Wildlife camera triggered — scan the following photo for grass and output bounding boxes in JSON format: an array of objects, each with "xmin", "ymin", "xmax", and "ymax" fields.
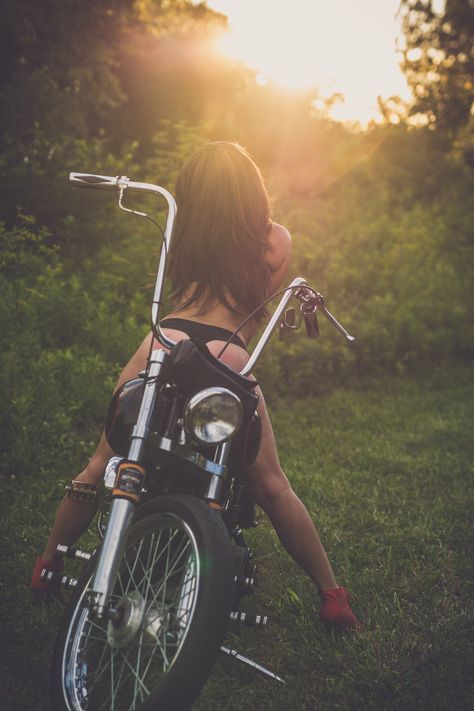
[{"xmin": 1, "ymin": 365, "xmax": 473, "ymax": 710}]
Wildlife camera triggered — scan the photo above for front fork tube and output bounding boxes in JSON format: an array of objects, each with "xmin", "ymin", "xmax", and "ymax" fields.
[
  {"xmin": 205, "ymin": 440, "xmax": 231, "ymax": 506},
  {"xmin": 89, "ymin": 348, "xmax": 168, "ymax": 617}
]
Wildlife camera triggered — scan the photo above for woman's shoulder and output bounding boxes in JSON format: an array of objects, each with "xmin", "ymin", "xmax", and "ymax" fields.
[
  {"xmin": 269, "ymin": 221, "xmax": 292, "ymax": 246},
  {"xmin": 265, "ymin": 221, "xmax": 292, "ymax": 277}
]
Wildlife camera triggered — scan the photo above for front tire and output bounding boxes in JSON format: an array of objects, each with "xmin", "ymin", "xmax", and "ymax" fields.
[{"xmin": 51, "ymin": 495, "xmax": 234, "ymax": 711}]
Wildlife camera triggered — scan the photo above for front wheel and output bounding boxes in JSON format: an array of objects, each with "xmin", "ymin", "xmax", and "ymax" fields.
[{"xmin": 51, "ymin": 495, "xmax": 235, "ymax": 711}]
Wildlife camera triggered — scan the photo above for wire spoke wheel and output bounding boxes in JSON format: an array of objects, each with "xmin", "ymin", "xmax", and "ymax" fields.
[{"xmin": 52, "ymin": 496, "xmax": 234, "ymax": 711}]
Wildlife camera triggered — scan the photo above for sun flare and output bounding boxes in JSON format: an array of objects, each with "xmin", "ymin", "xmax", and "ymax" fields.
[
  {"xmin": 209, "ymin": 0, "xmax": 410, "ymax": 124},
  {"xmin": 215, "ymin": 29, "xmax": 320, "ymax": 92}
]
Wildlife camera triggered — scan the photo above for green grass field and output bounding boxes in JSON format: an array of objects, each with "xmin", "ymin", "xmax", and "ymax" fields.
[{"xmin": 1, "ymin": 366, "xmax": 473, "ymax": 710}]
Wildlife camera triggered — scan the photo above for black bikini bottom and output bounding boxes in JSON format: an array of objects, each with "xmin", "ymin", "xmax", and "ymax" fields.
[{"xmin": 160, "ymin": 317, "xmax": 247, "ymax": 351}]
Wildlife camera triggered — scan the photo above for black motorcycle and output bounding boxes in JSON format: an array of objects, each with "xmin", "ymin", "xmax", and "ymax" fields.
[{"xmin": 48, "ymin": 173, "xmax": 354, "ymax": 711}]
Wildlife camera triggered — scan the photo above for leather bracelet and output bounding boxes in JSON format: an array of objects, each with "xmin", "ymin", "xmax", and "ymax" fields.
[{"xmin": 65, "ymin": 480, "xmax": 99, "ymax": 503}]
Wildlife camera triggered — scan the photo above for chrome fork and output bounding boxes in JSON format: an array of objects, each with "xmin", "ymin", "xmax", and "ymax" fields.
[
  {"xmin": 88, "ymin": 348, "xmax": 168, "ymax": 617},
  {"xmin": 69, "ymin": 173, "xmax": 178, "ymax": 618}
]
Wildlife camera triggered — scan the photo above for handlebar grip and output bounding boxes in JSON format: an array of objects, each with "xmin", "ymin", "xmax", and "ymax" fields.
[{"xmin": 69, "ymin": 172, "xmax": 126, "ymax": 190}]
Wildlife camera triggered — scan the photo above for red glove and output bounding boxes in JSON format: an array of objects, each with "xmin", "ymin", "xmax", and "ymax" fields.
[{"xmin": 320, "ymin": 587, "xmax": 361, "ymax": 630}]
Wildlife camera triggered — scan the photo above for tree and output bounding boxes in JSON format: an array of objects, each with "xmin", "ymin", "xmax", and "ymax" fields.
[
  {"xmin": 399, "ymin": 0, "xmax": 474, "ymax": 133},
  {"xmin": 0, "ymin": 0, "xmax": 226, "ymax": 230}
]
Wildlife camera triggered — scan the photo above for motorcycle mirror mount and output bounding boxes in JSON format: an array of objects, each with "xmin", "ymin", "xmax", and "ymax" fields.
[{"xmin": 279, "ymin": 306, "xmax": 302, "ymax": 341}]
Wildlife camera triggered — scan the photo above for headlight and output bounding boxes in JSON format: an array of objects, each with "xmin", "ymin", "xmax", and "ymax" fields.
[{"xmin": 184, "ymin": 387, "xmax": 243, "ymax": 445}]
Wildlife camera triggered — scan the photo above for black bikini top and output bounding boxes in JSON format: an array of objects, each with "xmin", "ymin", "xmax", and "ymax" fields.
[{"xmin": 160, "ymin": 317, "xmax": 247, "ymax": 351}]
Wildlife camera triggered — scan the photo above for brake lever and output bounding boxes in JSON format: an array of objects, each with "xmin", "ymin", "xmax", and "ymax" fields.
[
  {"xmin": 319, "ymin": 303, "xmax": 355, "ymax": 342},
  {"xmin": 295, "ymin": 287, "xmax": 355, "ymax": 342}
]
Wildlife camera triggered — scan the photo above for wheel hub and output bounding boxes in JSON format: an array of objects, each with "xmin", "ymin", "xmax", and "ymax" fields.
[{"xmin": 107, "ymin": 591, "xmax": 146, "ymax": 648}]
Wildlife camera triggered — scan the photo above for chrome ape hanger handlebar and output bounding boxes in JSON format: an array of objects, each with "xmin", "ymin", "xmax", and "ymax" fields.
[
  {"xmin": 70, "ymin": 172, "xmax": 177, "ymax": 349},
  {"xmin": 70, "ymin": 173, "xmax": 355, "ymax": 376}
]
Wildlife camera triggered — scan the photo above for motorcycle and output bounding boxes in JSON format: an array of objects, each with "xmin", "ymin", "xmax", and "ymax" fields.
[{"xmin": 47, "ymin": 172, "xmax": 355, "ymax": 711}]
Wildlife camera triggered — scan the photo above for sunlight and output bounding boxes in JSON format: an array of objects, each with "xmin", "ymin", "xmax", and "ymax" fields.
[
  {"xmin": 255, "ymin": 73, "xmax": 268, "ymax": 88},
  {"xmin": 216, "ymin": 28, "xmax": 319, "ymax": 91},
  {"xmin": 209, "ymin": 0, "xmax": 411, "ymax": 123}
]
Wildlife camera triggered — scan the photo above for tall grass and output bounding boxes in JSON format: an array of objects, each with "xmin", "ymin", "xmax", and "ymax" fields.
[{"xmin": 1, "ymin": 366, "xmax": 472, "ymax": 710}]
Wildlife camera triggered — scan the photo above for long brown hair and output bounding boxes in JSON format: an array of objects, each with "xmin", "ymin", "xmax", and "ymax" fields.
[{"xmin": 168, "ymin": 141, "xmax": 272, "ymax": 321}]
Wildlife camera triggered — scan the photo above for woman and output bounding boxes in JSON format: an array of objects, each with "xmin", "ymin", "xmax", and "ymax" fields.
[{"xmin": 31, "ymin": 141, "xmax": 359, "ymax": 630}]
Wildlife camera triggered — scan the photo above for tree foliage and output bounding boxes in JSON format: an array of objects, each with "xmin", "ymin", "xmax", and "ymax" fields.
[
  {"xmin": 399, "ymin": 0, "xmax": 474, "ymax": 135},
  {"xmin": 0, "ymin": 0, "xmax": 225, "ymax": 230}
]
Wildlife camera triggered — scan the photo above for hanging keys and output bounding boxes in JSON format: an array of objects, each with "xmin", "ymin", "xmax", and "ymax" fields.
[
  {"xmin": 303, "ymin": 310, "xmax": 319, "ymax": 338},
  {"xmin": 302, "ymin": 301, "xmax": 320, "ymax": 338}
]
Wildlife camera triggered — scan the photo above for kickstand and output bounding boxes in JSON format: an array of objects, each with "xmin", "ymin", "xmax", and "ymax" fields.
[{"xmin": 220, "ymin": 646, "xmax": 286, "ymax": 684}]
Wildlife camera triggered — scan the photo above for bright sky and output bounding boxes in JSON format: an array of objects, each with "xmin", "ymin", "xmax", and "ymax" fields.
[{"xmin": 207, "ymin": 0, "xmax": 413, "ymax": 124}]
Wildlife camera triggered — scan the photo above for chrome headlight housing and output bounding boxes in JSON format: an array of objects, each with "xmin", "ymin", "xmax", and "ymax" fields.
[{"xmin": 184, "ymin": 387, "xmax": 243, "ymax": 445}]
